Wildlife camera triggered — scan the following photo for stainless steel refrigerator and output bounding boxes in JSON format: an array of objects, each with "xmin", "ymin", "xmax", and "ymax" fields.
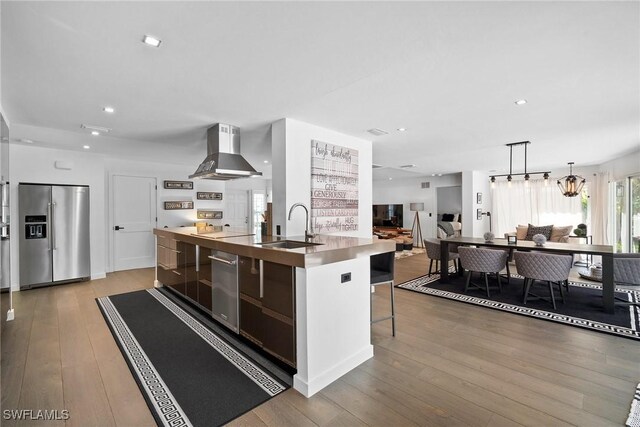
[{"xmin": 19, "ymin": 183, "xmax": 91, "ymax": 289}]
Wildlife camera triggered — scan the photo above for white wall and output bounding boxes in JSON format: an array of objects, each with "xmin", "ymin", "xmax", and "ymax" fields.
[
  {"xmin": 436, "ymin": 185, "xmax": 462, "ymax": 216},
  {"xmin": 599, "ymin": 149, "xmax": 640, "ymax": 181},
  {"xmin": 373, "ymin": 174, "xmax": 462, "ymax": 239},
  {"xmin": 462, "ymin": 171, "xmax": 492, "ymax": 237},
  {"xmin": 272, "ymin": 118, "xmax": 372, "ymax": 239}
]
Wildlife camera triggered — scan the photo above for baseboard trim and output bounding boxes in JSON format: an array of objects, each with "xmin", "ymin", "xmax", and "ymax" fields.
[{"xmin": 91, "ymin": 273, "xmax": 107, "ymax": 280}]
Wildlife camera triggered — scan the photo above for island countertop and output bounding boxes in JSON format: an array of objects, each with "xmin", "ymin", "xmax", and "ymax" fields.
[{"xmin": 154, "ymin": 227, "xmax": 395, "ymax": 268}]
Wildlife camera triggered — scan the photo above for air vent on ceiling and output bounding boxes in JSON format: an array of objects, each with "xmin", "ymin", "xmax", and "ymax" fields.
[
  {"xmin": 367, "ymin": 128, "xmax": 389, "ymax": 136},
  {"xmin": 372, "ymin": 164, "xmax": 383, "ymax": 169},
  {"xmin": 421, "ymin": 182, "xmax": 430, "ymax": 189},
  {"xmin": 81, "ymin": 124, "xmax": 111, "ymax": 133},
  {"xmin": 400, "ymin": 164, "xmax": 416, "ymax": 169}
]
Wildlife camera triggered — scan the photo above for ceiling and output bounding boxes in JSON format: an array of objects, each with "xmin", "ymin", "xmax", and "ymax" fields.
[{"xmin": 2, "ymin": 1, "xmax": 639, "ymax": 178}]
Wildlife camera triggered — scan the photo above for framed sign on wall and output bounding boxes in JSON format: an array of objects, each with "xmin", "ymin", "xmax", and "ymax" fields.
[
  {"xmin": 197, "ymin": 210, "xmax": 223, "ymax": 219},
  {"xmin": 164, "ymin": 201, "xmax": 194, "ymax": 210},
  {"xmin": 197, "ymin": 192, "xmax": 223, "ymax": 200},
  {"xmin": 164, "ymin": 180, "xmax": 193, "ymax": 190},
  {"xmin": 310, "ymin": 140, "xmax": 359, "ymax": 233}
]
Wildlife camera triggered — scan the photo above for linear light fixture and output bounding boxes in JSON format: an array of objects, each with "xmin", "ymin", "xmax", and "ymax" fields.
[
  {"xmin": 81, "ymin": 124, "xmax": 111, "ymax": 133},
  {"xmin": 490, "ymin": 141, "xmax": 550, "ymax": 188}
]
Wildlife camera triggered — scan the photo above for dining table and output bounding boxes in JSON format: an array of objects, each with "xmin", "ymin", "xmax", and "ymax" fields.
[{"xmin": 439, "ymin": 236, "xmax": 616, "ymax": 313}]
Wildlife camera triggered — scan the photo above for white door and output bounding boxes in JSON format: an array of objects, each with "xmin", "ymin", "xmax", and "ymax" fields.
[
  {"xmin": 225, "ymin": 190, "xmax": 249, "ymax": 231},
  {"xmin": 112, "ymin": 175, "xmax": 157, "ymax": 271}
]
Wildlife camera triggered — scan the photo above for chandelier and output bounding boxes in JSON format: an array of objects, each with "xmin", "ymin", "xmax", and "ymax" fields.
[
  {"xmin": 490, "ymin": 141, "xmax": 551, "ymax": 188},
  {"xmin": 557, "ymin": 162, "xmax": 585, "ymax": 197}
]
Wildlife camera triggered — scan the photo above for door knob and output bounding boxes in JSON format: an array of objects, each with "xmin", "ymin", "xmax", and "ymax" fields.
[{"xmin": 114, "ymin": 225, "xmax": 125, "ymax": 231}]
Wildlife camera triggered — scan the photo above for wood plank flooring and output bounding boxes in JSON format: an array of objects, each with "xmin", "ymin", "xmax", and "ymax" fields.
[{"xmin": 1, "ymin": 255, "xmax": 638, "ymax": 426}]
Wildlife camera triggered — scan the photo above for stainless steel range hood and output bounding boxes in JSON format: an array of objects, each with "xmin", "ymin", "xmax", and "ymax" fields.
[{"xmin": 189, "ymin": 124, "xmax": 262, "ymax": 180}]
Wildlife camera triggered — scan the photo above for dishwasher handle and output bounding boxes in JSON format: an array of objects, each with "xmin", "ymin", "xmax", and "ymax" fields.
[{"xmin": 208, "ymin": 255, "xmax": 237, "ymax": 266}]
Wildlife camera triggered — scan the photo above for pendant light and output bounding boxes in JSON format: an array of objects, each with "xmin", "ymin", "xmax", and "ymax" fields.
[{"xmin": 557, "ymin": 162, "xmax": 586, "ymax": 197}]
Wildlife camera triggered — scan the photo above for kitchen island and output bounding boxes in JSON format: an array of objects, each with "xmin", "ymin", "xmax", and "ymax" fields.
[{"xmin": 154, "ymin": 227, "xmax": 395, "ymax": 397}]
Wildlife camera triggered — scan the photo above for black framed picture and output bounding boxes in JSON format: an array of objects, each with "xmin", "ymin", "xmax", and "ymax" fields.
[
  {"xmin": 507, "ymin": 235, "xmax": 518, "ymax": 244},
  {"xmin": 477, "ymin": 192, "xmax": 482, "ymax": 204},
  {"xmin": 197, "ymin": 192, "xmax": 223, "ymax": 200},
  {"xmin": 164, "ymin": 180, "xmax": 193, "ymax": 190},
  {"xmin": 476, "ymin": 208, "xmax": 483, "ymax": 220},
  {"xmin": 164, "ymin": 201, "xmax": 194, "ymax": 210}
]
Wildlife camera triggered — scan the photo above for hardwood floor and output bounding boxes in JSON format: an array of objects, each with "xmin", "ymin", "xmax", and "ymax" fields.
[{"xmin": 1, "ymin": 256, "xmax": 638, "ymax": 426}]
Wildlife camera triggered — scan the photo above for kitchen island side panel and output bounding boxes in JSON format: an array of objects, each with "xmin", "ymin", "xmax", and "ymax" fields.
[{"xmin": 293, "ymin": 256, "xmax": 373, "ymax": 397}]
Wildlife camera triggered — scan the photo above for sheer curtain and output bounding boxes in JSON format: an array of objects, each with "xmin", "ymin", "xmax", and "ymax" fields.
[
  {"xmin": 590, "ymin": 172, "xmax": 610, "ymax": 245},
  {"xmin": 491, "ymin": 178, "xmax": 584, "ymax": 236}
]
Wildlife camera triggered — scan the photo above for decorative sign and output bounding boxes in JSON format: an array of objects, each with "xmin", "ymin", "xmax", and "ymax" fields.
[
  {"xmin": 197, "ymin": 192, "xmax": 223, "ymax": 200},
  {"xmin": 310, "ymin": 140, "xmax": 359, "ymax": 233},
  {"xmin": 164, "ymin": 180, "xmax": 193, "ymax": 190},
  {"xmin": 197, "ymin": 210, "xmax": 223, "ymax": 220},
  {"xmin": 164, "ymin": 201, "xmax": 193, "ymax": 210}
]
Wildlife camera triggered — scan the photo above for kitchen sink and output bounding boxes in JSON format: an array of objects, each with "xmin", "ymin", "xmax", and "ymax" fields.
[{"xmin": 258, "ymin": 240, "xmax": 323, "ymax": 249}]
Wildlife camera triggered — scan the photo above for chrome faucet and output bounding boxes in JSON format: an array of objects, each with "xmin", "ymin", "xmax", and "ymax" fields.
[{"xmin": 288, "ymin": 203, "xmax": 316, "ymax": 240}]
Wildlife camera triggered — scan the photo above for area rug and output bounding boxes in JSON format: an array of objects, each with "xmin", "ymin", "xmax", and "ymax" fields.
[
  {"xmin": 97, "ymin": 288, "xmax": 290, "ymax": 427},
  {"xmin": 395, "ymin": 247, "xmax": 426, "ymax": 260},
  {"xmin": 397, "ymin": 273, "xmax": 640, "ymax": 341},
  {"xmin": 628, "ymin": 383, "xmax": 640, "ymax": 427}
]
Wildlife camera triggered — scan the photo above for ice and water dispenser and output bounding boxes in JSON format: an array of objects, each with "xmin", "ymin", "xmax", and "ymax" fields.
[{"xmin": 24, "ymin": 215, "xmax": 47, "ymax": 239}]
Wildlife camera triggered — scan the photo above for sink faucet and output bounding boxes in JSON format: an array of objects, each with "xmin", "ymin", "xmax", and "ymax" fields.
[{"xmin": 288, "ymin": 203, "xmax": 316, "ymax": 240}]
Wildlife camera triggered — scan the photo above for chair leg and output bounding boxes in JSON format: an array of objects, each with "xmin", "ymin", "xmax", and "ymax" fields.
[
  {"xmin": 464, "ymin": 270, "xmax": 471, "ymax": 292},
  {"xmin": 484, "ymin": 273, "xmax": 490, "ymax": 298},
  {"xmin": 557, "ymin": 280, "xmax": 565, "ymax": 303},
  {"xmin": 523, "ymin": 278, "xmax": 533, "ymax": 304},
  {"xmin": 506, "ymin": 263, "xmax": 511, "ymax": 285},
  {"xmin": 428, "ymin": 259, "xmax": 433, "ymax": 276},
  {"xmin": 436, "ymin": 260, "xmax": 440, "ymax": 274},
  {"xmin": 548, "ymin": 280, "xmax": 557, "ymax": 310},
  {"xmin": 564, "ymin": 279, "xmax": 570, "ymax": 292},
  {"xmin": 496, "ymin": 272, "xmax": 502, "ymax": 293},
  {"xmin": 390, "ymin": 281, "xmax": 396, "ymax": 337}
]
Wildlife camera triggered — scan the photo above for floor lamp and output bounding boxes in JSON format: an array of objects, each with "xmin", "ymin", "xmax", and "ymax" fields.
[{"xmin": 410, "ymin": 203, "xmax": 424, "ymax": 248}]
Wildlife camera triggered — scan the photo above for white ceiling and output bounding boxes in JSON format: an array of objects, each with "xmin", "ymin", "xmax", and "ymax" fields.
[{"xmin": 2, "ymin": 1, "xmax": 639, "ymax": 178}]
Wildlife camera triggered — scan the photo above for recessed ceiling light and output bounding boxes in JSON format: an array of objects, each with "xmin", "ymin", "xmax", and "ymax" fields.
[
  {"xmin": 438, "ymin": 174, "xmax": 443, "ymax": 176},
  {"xmin": 263, "ymin": 160, "xmax": 269, "ymax": 164},
  {"xmin": 21, "ymin": 138, "xmax": 34, "ymax": 144},
  {"xmin": 103, "ymin": 106, "xmax": 115, "ymax": 113},
  {"xmin": 388, "ymin": 177, "xmax": 393, "ymax": 180},
  {"xmin": 431, "ymin": 174, "xmax": 436, "ymax": 177},
  {"xmin": 515, "ymin": 99, "xmax": 527, "ymax": 105},
  {"xmin": 397, "ymin": 128, "xmax": 407, "ymax": 132},
  {"xmin": 83, "ymin": 145, "xmax": 90, "ymax": 149},
  {"xmin": 143, "ymin": 35, "xmax": 162, "ymax": 47},
  {"xmin": 91, "ymin": 131, "xmax": 100, "ymax": 136}
]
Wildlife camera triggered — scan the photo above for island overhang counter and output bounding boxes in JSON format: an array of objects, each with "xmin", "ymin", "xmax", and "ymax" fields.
[{"xmin": 153, "ymin": 227, "xmax": 395, "ymax": 397}]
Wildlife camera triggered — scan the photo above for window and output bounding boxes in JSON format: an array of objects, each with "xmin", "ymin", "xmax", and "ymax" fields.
[
  {"xmin": 612, "ymin": 175, "xmax": 640, "ymax": 253},
  {"xmin": 252, "ymin": 191, "xmax": 266, "ymax": 235}
]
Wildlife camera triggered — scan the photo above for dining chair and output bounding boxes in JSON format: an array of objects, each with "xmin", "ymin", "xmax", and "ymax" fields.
[
  {"xmin": 458, "ymin": 247, "xmax": 508, "ymax": 298},
  {"xmin": 514, "ymin": 251, "xmax": 572, "ymax": 310},
  {"xmin": 424, "ymin": 239, "xmax": 459, "ymax": 276}
]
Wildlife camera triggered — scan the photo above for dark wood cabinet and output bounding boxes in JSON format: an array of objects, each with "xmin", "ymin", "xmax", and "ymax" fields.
[
  {"xmin": 184, "ymin": 243, "xmax": 198, "ymax": 301},
  {"xmin": 238, "ymin": 257, "xmax": 296, "ymax": 367},
  {"xmin": 157, "ymin": 241, "xmax": 185, "ymax": 294},
  {"xmin": 197, "ymin": 248, "xmax": 213, "ymax": 312}
]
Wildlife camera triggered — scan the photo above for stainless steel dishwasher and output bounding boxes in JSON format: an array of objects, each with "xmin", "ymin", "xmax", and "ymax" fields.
[{"xmin": 209, "ymin": 249, "xmax": 239, "ymax": 332}]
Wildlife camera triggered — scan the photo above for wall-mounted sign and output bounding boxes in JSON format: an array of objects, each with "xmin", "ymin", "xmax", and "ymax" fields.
[
  {"xmin": 164, "ymin": 201, "xmax": 194, "ymax": 210},
  {"xmin": 197, "ymin": 192, "xmax": 223, "ymax": 200},
  {"xmin": 164, "ymin": 180, "xmax": 193, "ymax": 190},
  {"xmin": 310, "ymin": 140, "xmax": 359, "ymax": 233},
  {"xmin": 197, "ymin": 210, "xmax": 223, "ymax": 219}
]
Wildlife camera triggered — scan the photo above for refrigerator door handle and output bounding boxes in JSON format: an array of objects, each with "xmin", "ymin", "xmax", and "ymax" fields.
[
  {"xmin": 51, "ymin": 202, "xmax": 57, "ymax": 250},
  {"xmin": 47, "ymin": 202, "xmax": 53, "ymax": 251}
]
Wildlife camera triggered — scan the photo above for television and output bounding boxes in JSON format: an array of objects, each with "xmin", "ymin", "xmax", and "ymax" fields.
[{"xmin": 372, "ymin": 204, "xmax": 403, "ymax": 227}]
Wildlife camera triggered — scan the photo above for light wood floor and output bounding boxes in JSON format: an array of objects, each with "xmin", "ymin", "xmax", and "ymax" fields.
[{"xmin": 1, "ymin": 255, "xmax": 639, "ymax": 426}]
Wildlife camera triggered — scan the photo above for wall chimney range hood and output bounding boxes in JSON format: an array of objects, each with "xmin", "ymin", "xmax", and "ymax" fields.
[{"xmin": 189, "ymin": 124, "xmax": 262, "ymax": 180}]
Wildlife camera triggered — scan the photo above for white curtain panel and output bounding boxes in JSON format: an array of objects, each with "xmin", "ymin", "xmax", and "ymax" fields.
[
  {"xmin": 491, "ymin": 178, "xmax": 584, "ymax": 236},
  {"xmin": 590, "ymin": 172, "xmax": 611, "ymax": 245}
]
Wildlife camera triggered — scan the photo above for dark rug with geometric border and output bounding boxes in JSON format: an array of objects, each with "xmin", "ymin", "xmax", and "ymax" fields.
[
  {"xmin": 97, "ymin": 288, "xmax": 290, "ymax": 427},
  {"xmin": 398, "ymin": 273, "xmax": 640, "ymax": 341}
]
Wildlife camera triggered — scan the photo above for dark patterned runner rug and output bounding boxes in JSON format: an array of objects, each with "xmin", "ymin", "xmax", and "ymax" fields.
[
  {"xmin": 97, "ymin": 288, "xmax": 290, "ymax": 427},
  {"xmin": 628, "ymin": 383, "xmax": 640, "ymax": 426},
  {"xmin": 398, "ymin": 273, "xmax": 640, "ymax": 341}
]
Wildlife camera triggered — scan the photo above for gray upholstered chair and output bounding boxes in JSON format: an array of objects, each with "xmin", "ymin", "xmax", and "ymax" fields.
[
  {"xmin": 613, "ymin": 253, "xmax": 640, "ymax": 307},
  {"xmin": 424, "ymin": 239, "xmax": 459, "ymax": 276},
  {"xmin": 458, "ymin": 247, "xmax": 509, "ymax": 297},
  {"xmin": 514, "ymin": 252, "xmax": 572, "ymax": 310}
]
